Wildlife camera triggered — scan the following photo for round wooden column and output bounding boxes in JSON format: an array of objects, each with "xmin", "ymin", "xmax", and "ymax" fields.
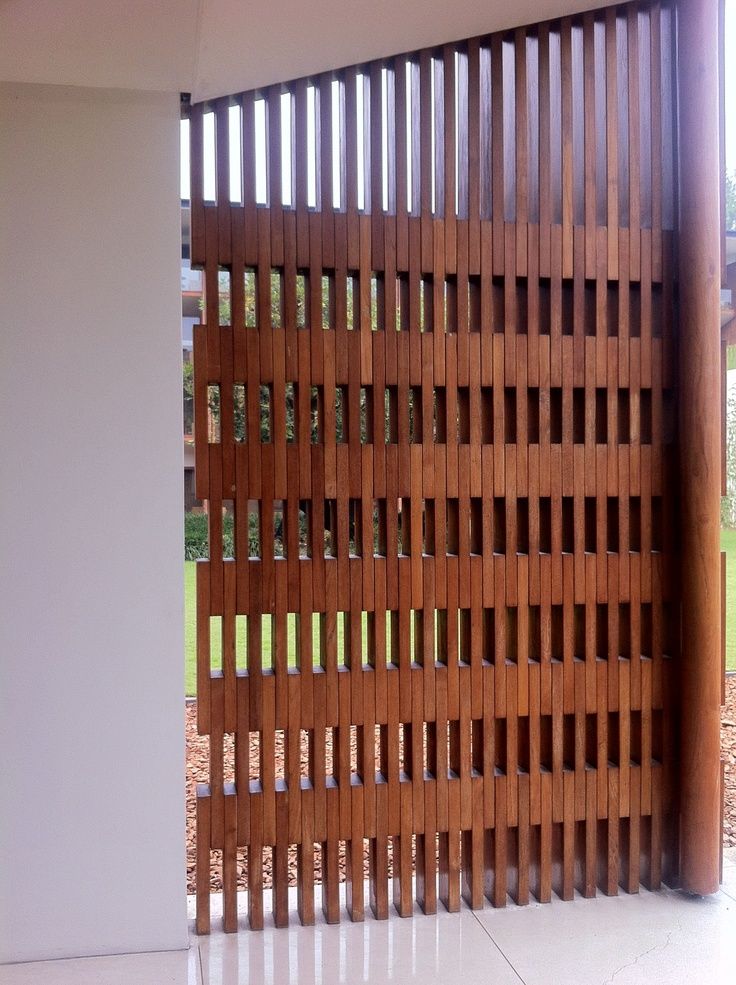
[{"xmin": 677, "ymin": 0, "xmax": 722, "ymax": 895}]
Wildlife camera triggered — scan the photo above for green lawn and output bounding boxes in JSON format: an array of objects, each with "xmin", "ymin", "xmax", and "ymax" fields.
[
  {"xmin": 184, "ymin": 562, "xmax": 197, "ymax": 695},
  {"xmin": 185, "ymin": 539, "xmax": 736, "ymax": 694},
  {"xmin": 723, "ymin": 529, "xmax": 736, "ymax": 672},
  {"xmin": 185, "ymin": 561, "xmax": 375, "ymax": 695},
  {"xmin": 185, "ymin": 561, "xmax": 297, "ymax": 695}
]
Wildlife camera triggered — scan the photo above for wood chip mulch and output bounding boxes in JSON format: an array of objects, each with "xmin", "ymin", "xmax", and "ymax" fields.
[
  {"xmin": 186, "ymin": 676, "xmax": 736, "ymax": 896},
  {"xmin": 722, "ymin": 677, "xmax": 736, "ymax": 848}
]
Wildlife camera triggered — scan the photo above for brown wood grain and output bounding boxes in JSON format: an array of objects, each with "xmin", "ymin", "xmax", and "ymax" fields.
[{"xmin": 189, "ymin": 0, "xmax": 702, "ymax": 932}]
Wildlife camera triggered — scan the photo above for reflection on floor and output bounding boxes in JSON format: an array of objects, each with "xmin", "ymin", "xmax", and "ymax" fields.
[{"xmin": 4, "ymin": 850, "xmax": 736, "ymax": 985}]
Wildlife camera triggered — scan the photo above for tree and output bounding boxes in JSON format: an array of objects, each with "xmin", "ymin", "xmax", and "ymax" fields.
[
  {"xmin": 183, "ymin": 359, "xmax": 194, "ymax": 434},
  {"xmin": 190, "ymin": 273, "xmax": 353, "ymax": 445},
  {"xmin": 726, "ymin": 170, "xmax": 736, "ymax": 232}
]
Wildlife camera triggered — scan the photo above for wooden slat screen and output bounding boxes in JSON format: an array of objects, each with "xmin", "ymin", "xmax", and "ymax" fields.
[{"xmin": 190, "ymin": 0, "xmax": 680, "ymax": 933}]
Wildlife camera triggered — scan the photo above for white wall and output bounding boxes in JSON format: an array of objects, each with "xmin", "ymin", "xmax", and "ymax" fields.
[{"xmin": 0, "ymin": 84, "xmax": 187, "ymax": 963}]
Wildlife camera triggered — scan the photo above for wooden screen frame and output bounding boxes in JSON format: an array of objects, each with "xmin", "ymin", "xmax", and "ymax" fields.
[{"xmin": 188, "ymin": 0, "xmax": 722, "ymax": 933}]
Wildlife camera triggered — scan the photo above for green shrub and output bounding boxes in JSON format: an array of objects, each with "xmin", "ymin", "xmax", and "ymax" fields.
[
  {"xmin": 184, "ymin": 511, "xmax": 264, "ymax": 559},
  {"xmin": 184, "ymin": 511, "xmax": 234, "ymax": 559}
]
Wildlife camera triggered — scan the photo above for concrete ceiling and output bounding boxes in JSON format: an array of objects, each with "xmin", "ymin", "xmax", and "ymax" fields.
[{"xmin": 1, "ymin": 0, "xmax": 616, "ymax": 103}]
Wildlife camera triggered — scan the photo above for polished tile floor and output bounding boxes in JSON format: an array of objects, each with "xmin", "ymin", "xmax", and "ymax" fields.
[{"xmin": 4, "ymin": 853, "xmax": 736, "ymax": 985}]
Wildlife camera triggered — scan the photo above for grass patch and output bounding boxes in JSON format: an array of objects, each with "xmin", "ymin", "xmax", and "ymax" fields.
[
  {"xmin": 185, "ymin": 539, "xmax": 736, "ymax": 694},
  {"xmin": 723, "ymin": 529, "xmax": 736, "ymax": 672},
  {"xmin": 184, "ymin": 561, "xmax": 197, "ymax": 695},
  {"xmin": 185, "ymin": 561, "xmax": 386, "ymax": 695},
  {"xmin": 185, "ymin": 561, "xmax": 310, "ymax": 695}
]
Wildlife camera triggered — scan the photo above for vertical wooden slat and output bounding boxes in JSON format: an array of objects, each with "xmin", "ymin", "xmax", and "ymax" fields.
[
  {"xmin": 189, "ymin": 102, "xmax": 205, "ymax": 267},
  {"xmin": 605, "ymin": 7, "xmax": 619, "ymax": 280},
  {"xmin": 583, "ymin": 13, "xmax": 597, "ymax": 279},
  {"xmin": 515, "ymin": 27, "xmax": 529, "ymax": 275},
  {"xmin": 491, "ymin": 33, "xmax": 505, "ymax": 272},
  {"xmin": 215, "ymin": 98, "xmax": 232, "ymax": 266},
  {"xmin": 627, "ymin": 6, "xmax": 641, "ymax": 280},
  {"xmin": 538, "ymin": 23, "xmax": 552, "ymax": 277},
  {"xmin": 560, "ymin": 17, "xmax": 574, "ymax": 279}
]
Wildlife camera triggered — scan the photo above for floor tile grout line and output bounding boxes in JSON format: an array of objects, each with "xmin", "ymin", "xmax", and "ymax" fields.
[
  {"xmin": 719, "ymin": 885, "xmax": 736, "ymax": 904},
  {"xmin": 193, "ymin": 907, "xmax": 529, "ymax": 985},
  {"xmin": 197, "ymin": 941, "xmax": 205, "ymax": 985},
  {"xmin": 468, "ymin": 910, "xmax": 529, "ymax": 985}
]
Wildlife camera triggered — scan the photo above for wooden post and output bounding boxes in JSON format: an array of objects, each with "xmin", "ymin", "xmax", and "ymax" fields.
[{"xmin": 677, "ymin": 0, "xmax": 722, "ymax": 895}]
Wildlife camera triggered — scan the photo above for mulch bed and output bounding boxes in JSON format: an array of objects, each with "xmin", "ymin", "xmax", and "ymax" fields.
[
  {"xmin": 187, "ymin": 676, "xmax": 736, "ymax": 896},
  {"xmin": 722, "ymin": 677, "xmax": 736, "ymax": 848}
]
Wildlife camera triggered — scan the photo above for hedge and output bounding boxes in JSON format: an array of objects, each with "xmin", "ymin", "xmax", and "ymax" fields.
[{"xmin": 184, "ymin": 512, "xmax": 234, "ymax": 560}]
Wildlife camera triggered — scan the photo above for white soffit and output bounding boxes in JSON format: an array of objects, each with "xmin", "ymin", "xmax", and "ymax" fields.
[
  {"xmin": 1, "ymin": 0, "xmax": 619, "ymax": 101},
  {"xmin": 194, "ymin": 0, "xmax": 617, "ymax": 102},
  {"xmin": 0, "ymin": 1, "xmax": 200, "ymax": 92}
]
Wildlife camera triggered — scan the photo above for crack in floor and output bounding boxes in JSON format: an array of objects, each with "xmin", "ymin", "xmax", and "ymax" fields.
[{"xmin": 601, "ymin": 927, "xmax": 677, "ymax": 985}]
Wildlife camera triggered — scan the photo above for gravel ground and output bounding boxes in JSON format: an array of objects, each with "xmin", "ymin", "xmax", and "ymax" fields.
[
  {"xmin": 722, "ymin": 677, "xmax": 736, "ymax": 848},
  {"xmin": 187, "ymin": 676, "xmax": 736, "ymax": 896}
]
